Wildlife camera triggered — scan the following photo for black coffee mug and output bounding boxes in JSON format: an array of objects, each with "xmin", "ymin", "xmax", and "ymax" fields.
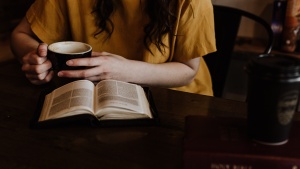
[
  {"xmin": 245, "ymin": 54, "xmax": 300, "ymax": 145},
  {"xmin": 47, "ymin": 41, "xmax": 92, "ymax": 87}
]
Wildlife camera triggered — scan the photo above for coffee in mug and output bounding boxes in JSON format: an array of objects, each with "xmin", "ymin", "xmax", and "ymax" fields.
[
  {"xmin": 48, "ymin": 41, "xmax": 92, "ymax": 71},
  {"xmin": 47, "ymin": 41, "xmax": 92, "ymax": 87}
]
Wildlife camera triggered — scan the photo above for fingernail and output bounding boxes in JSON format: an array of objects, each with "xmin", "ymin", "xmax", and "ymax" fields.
[
  {"xmin": 57, "ymin": 72, "xmax": 63, "ymax": 77},
  {"xmin": 67, "ymin": 60, "xmax": 73, "ymax": 65}
]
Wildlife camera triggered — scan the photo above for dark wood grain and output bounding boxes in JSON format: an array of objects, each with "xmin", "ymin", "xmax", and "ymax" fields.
[{"xmin": 0, "ymin": 60, "xmax": 249, "ymax": 169}]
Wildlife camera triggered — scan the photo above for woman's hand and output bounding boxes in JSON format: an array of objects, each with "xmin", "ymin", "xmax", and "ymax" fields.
[
  {"xmin": 10, "ymin": 17, "xmax": 54, "ymax": 85},
  {"xmin": 57, "ymin": 52, "xmax": 132, "ymax": 82},
  {"xmin": 57, "ymin": 51, "xmax": 200, "ymax": 88},
  {"xmin": 21, "ymin": 43, "xmax": 54, "ymax": 85}
]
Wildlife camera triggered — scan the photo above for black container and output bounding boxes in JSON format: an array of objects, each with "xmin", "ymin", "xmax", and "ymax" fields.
[{"xmin": 245, "ymin": 54, "xmax": 300, "ymax": 145}]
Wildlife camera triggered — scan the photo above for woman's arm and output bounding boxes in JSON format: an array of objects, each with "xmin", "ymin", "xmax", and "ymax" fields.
[
  {"xmin": 121, "ymin": 56, "xmax": 200, "ymax": 88},
  {"xmin": 10, "ymin": 17, "xmax": 53, "ymax": 85},
  {"xmin": 57, "ymin": 52, "xmax": 200, "ymax": 88},
  {"xmin": 11, "ymin": 17, "xmax": 40, "ymax": 62}
]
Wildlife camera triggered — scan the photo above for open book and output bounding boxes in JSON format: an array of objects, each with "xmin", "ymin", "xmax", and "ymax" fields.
[{"xmin": 35, "ymin": 80, "xmax": 156, "ymax": 127}]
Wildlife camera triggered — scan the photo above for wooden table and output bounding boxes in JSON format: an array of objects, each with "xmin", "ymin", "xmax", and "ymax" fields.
[{"xmin": 0, "ymin": 60, "xmax": 248, "ymax": 169}]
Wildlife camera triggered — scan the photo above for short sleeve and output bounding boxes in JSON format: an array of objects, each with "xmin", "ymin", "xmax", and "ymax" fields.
[
  {"xmin": 26, "ymin": 0, "xmax": 71, "ymax": 44},
  {"xmin": 172, "ymin": 0, "xmax": 216, "ymax": 62}
]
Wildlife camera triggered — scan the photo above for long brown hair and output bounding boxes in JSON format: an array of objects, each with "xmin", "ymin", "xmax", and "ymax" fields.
[{"xmin": 92, "ymin": 0, "xmax": 178, "ymax": 54}]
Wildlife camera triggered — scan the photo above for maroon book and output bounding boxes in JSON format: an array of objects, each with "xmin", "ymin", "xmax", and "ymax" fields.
[{"xmin": 183, "ymin": 116, "xmax": 300, "ymax": 169}]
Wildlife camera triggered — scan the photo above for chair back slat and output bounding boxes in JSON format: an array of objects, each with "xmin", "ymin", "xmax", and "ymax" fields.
[{"xmin": 204, "ymin": 5, "xmax": 273, "ymax": 98}]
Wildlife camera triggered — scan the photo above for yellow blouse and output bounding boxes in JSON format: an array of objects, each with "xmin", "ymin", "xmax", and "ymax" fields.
[{"xmin": 26, "ymin": 0, "xmax": 216, "ymax": 95}]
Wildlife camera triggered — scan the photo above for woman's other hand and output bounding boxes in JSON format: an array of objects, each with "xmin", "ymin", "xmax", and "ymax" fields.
[
  {"xmin": 56, "ymin": 51, "xmax": 199, "ymax": 88},
  {"xmin": 21, "ymin": 43, "xmax": 54, "ymax": 85},
  {"xmin": 57, "ymin": 51, "xmax": 131, "ymax": 82},
  {"xmin": 11, "ymin": 18, "xmax": 54, "ymax": 85}
]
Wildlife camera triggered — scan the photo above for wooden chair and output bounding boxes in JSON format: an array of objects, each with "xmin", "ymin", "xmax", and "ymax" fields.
[{"xmin": 204, "ymin": 5, "xmax": 273, "ymax": 98}]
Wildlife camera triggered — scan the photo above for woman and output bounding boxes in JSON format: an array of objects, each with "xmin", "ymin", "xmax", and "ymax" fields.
[{"xmin": 10, "ymin": 0, "xmax": 216, "ymax": 96}]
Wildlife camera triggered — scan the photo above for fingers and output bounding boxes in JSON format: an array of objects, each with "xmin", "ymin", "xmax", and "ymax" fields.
[
  {"xmin": 22, "ymin": 51, "xmax": 47, "ymax": 65},
  {"xmin": 58, "ymin": 70, "xmax": 108, "ymax": 83},
  {"xmin": 37, "ymin": 43, "xmax": 48, "ymax": 57},
  {"xmin": 58, "ymin": 66, "xmax": 102, "ymax": 79},
  {"xmin": 21, "ymin": 43, "xmax": 53, "ymax": 85},
  {"xmin": 67, "ymin": 52, "xmax": 122, "ymax": 67},
  {"xmin": 27, "ymin": 70, "xmax": 54, "ymax": 85},
  {"xmin": 66, "ymin": 52, "xmax": 111, "ymax": 67},
  {"xmin": 58, "ymin": 52, "xmax": 128, "ymax": 81},
  {"xmin": 91, "ymin": 51, "xmax": 112, "ymax": 57},
  {"xmin": 22, "ymin": 43, "xmax": 49, "ymax": 65},
  {"xmin": 25, "ymin": 70, "xmax": 49, "ymax": 81},
  {"xmin": 66, "ymin": 57, "xmax": 102, "ymax": 67},
  {"xmin": 22, "ymin": 59, "xmax": 52, "ymax": 74}
]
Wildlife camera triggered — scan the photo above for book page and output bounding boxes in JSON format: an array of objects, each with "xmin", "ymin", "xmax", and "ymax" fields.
[
  {"xmin": 39, "ymin": 80, "xmax": 95, "ymax": 121},
  {"xmin": 94, "ymin": 80, "xmax": 152, "ymax": 120}
]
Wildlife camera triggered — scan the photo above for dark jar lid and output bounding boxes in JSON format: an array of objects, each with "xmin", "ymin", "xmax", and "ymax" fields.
[{"xmin": 245, "ymin": 54, "xmax": 300, "ymax": 82}]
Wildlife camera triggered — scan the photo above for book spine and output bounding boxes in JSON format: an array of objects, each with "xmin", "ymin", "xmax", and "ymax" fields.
[{"xmin": 183, "ymin": 151, "xmax": 300, "ymax": 169}]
